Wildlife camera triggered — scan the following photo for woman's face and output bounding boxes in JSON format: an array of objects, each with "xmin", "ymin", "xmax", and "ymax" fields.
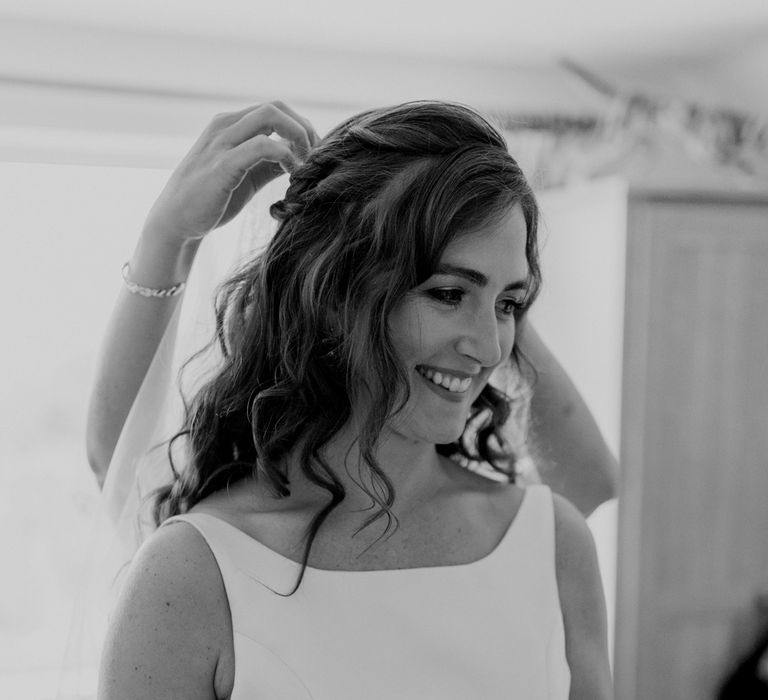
[{"xmin": 386, "ymin": 202, "xmax": 531, "ymax": 445}]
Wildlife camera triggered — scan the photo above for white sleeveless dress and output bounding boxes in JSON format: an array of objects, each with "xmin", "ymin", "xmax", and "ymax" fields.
[{"xmin": 163, "ymin": 483, "xmax": 570, "ymax": 699}]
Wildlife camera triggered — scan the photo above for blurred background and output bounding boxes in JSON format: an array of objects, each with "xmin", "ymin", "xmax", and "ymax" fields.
[{"xmin": 1, "ymin": 2, "xmax": 767, "ymax": 699}]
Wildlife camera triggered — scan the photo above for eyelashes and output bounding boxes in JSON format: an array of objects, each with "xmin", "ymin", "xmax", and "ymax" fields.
[
  {"xmin": 425, "ymin": 288, "xmax": 526, "ymax": 317},
  {"xmin": 426, "ymin": 288, "xmax": 463, "ymax": 306}
]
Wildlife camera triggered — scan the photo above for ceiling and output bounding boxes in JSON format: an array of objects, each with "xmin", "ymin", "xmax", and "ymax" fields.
[
  {"xmin": 2, "ymin": 0, "xmax": 768, "ymax": 63},
  {"xmin": 1, "ymin": 1, "xmax": 767, "ymax": 171}
]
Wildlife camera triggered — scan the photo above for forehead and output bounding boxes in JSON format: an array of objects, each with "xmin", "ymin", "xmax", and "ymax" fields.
[{"xmin": 441, "ymin": 204, "xmax": 529, "ymax": 281}]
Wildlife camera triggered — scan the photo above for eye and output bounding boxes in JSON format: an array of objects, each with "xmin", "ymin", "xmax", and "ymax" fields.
[
  {"xmin": 497, "ymin": 298, "xmax": 526, "ymax": 317},
  {"xmin": 425, "ymin": 288, "xmax": 464, "ymax": 307},
  {"xmin": 427, "ymin": 288, "xmax": 526, "ymax": 318}
]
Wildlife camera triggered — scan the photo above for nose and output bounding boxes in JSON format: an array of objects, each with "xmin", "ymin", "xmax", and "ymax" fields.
[{"xmin": 455, "ymin": 305, "xmax": 508, "ymax": 367}]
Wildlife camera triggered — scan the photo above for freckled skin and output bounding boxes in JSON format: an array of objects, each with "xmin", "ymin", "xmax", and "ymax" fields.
[{"xmin": 98, "ymin": 199, "xmax": 611, "ymax": 700}]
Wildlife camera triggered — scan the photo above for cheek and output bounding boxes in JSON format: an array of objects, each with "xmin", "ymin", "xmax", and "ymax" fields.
[
  {"xmin": 477, "ymin": 323, "xmax": 517, "ymax": 392},
  {"xmin": 388, "ymin": 304, "xmax": 428, "ymax": 364},
  {"xmin": 503, "ymin": 322, "xmax": 517, "ymax": 357}
]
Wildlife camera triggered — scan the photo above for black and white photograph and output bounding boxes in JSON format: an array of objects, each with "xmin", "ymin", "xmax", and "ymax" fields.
[{"xmin": 1, "ymin": 2, "xmax": 767, "ymax": 698}]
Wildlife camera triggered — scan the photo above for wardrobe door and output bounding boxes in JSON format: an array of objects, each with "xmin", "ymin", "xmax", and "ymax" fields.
[{"xmin": 615, "ymin": 192, "xmax": 768, "ymax": 699}]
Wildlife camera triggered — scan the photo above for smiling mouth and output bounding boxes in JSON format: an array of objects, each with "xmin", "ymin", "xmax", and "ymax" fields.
[{"xmin": 416, "ymin": 366, "xmax": 473, "ymax": 394}]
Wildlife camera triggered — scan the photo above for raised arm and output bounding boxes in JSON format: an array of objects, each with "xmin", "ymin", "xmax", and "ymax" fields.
[
  {"xmin": 86, "ymin": 102, "xmax": 318, "ymax": 486},
  {"xmin": 86, "ymin": 233, "xmax": 197, "ymax": 487},
  {"xmin": 518, "ymin": 322, "xmax": 618, "ymax": 517}
]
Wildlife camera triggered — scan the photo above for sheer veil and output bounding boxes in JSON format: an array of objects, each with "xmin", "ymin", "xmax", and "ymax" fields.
[
  {"xmin": 58, "ymin": 177, "xmax": 288, "ymax": 700},
  {"xmin": 58, "ymin": 171, "xmax": 537, "ymax": 698}
]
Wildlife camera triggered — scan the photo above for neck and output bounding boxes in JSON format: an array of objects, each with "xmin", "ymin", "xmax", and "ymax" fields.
[{"xmin": 284, "ymin": 421, "xmax": 447, "ymax": 515}]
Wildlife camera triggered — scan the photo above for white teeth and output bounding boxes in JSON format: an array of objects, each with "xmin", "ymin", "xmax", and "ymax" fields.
[{"xmin": 418, "ymin": 367, "xmax": 472, "ymax": 393}]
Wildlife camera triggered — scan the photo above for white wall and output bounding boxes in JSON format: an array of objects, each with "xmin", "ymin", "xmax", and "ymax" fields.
[
  {"xmin": 0, "ymin": 17, "xmax": 599, "ymax": 168},
  {"xmin": 531, "ymin": 176, "xmax": 629, "ymax": 665},
  {"xmin": 532, "ymin": 177, "xmax": 629, "ymax": 455}
]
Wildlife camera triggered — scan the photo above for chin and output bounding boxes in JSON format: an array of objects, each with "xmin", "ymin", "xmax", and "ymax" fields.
[
  {"xmin": 416, "ymin": 419, "xmax": 467, "ymax": 446},
  {"xmin": 387, "ymin": 413, "xmax": 465, "ymax": 446}
]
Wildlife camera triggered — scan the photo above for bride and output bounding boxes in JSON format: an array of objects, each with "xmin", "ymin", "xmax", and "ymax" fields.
[{"xmin": 88, "ymin": 100, "xmax": 614, "ymax": 699}]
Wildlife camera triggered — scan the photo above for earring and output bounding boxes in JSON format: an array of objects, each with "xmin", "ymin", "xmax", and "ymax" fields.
[{"xmin": 319, "ymin": 330, "xmax": 341, "ymax": 361}]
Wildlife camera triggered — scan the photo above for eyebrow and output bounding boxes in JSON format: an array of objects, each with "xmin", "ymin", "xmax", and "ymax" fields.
[{"xmin": 434, "ymin": 263, "xmax": 529, "ymax": 292}]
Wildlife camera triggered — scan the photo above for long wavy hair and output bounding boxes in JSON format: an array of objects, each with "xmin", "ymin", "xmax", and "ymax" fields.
[{"xmin": 153, "ymin": 100, "xmax": 542, "ymax": 589}]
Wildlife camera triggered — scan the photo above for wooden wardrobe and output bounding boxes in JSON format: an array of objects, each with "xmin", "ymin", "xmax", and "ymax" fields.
[
  {"xmin": 533, "ymin": 182, "xmax": 768, "ymax": 698},
  {"xmin": 615, "ymin": 190, "xmax": 768, "ymax": 698}
]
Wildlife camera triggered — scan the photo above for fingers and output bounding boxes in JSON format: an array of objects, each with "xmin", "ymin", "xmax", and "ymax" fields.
[
  {"xmin": 217, "ymin": 102, "xmax": 316, "ymax": 161},
  {"xmin": 271, "ymin": 100, "xmax": 321, "ymax": 147},
  {"xmin": 226, "ymin": 134, "xmax": 298, "ymax": 184}
]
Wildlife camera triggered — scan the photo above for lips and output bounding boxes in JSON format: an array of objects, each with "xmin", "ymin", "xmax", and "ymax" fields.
[
  {"xmin": 416, "ymin": 364, "xmax": 475, "ymax": 380},
  {"xmin": 416, "ymin": 365, "xmax": 473, "ymax": 394}
]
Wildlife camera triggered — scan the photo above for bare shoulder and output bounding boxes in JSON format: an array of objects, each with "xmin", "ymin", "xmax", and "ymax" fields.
[
  {"xmin": 551, "ymin": 491, "xmax": 597, "ymax": 571},
  {"xmin": 550, "ymin": 492, "xmax": 613, "ymax": 699},
  {"xmin": 551, "ymin": 491, "xmax": 603, "ymax": 623},
  {"xmin": 98, "ymin": 520, "xmax": 234, "ymax": 700}
]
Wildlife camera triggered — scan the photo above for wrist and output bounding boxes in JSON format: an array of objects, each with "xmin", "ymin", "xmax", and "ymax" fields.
[
  {"xmin": 121, "ymin": 262, "xmax": 186, "ymax": 298},
  {"xmin": 142, "ymin": 199, "xmax": 212, "ymax": 245},
  {"xmin": 140, "ymin": 215, "xmax": 206, "ymax": 247},
  {"xmin": 129, "ymin": 229, "xmax": 201, "ymax": 290}
]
